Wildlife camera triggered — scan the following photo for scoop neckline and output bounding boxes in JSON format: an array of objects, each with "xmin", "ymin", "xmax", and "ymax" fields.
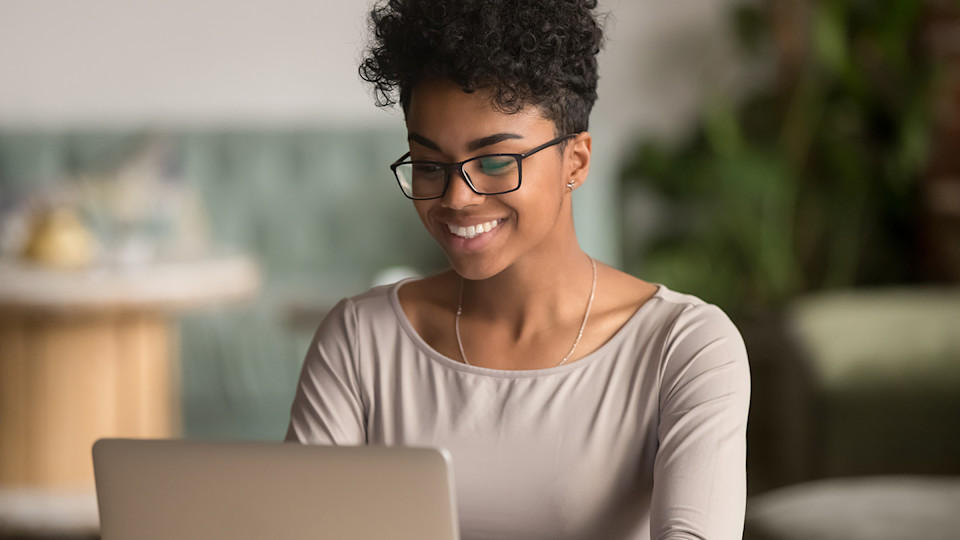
[{"xmin": 388, "ymin": 278, "xmax": 666, "ymax": 378}]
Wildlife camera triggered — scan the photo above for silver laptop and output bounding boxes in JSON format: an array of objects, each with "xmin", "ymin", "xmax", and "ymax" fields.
[{"xmin": 92, "ymin": 439, "xmax": 459, "ymax": 540}]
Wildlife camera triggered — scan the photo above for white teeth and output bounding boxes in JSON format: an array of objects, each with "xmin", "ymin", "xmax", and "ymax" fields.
[{"xmin": 447, "ymin": 219, "xmax": 501, "ymax": 239}]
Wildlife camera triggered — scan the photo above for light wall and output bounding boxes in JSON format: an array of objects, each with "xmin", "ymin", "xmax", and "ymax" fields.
[{"xmin": 0, "ymin": 0, "xmax": 747, "ymax": 265}]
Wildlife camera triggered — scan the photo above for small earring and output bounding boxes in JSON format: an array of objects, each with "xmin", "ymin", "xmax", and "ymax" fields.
[{"xmin": 566, "ymin": 180, "xmax": 576, "ymax": 190}]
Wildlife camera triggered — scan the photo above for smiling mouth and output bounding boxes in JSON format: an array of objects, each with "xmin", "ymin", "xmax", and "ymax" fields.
[{"xmin": 446, "ymin": 219, "xmax": 503, "ymax": 240}]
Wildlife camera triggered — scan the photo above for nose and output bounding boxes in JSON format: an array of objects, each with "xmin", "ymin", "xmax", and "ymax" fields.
[{"xmin": 441, "ymin": 168, "xmax": 485, "ymax": 209}]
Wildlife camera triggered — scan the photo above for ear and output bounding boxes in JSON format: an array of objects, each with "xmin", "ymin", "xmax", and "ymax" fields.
[{"xmin": 564, "ymin": 132, "xmax": 592, "ymax": 192}]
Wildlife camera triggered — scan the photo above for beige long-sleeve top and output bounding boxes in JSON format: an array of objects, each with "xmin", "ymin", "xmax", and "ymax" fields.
[{"xmin": 286, "ymin": 281, "xmax": 750, "ymax": 540}]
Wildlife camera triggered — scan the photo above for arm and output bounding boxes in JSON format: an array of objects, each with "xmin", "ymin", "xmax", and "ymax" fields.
[
  {"xmin": 651, "ymin": 304, "xmax": 751, "ymax": 540},
  {"xmin": 285, "ymin": 298, "xmax": 367, "ymax": 445}
]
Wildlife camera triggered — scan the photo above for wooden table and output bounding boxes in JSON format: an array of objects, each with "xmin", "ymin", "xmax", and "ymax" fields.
[{"xmin": 0, "ymin": 254, "xmax": 259, "ymax": 535}]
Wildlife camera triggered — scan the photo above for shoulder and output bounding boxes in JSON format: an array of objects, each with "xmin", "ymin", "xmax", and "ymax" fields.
[
  {"xmin": 651, "ymin": 286, "xmax": 744, "ymax": 349},
  {"xmin": 596, "ymin": 264, "xmax": 659, "ymax": 316},
  {"xmin": 395, "ymin": 270, "xmax": 459, "ymax": 344},
  {"xmin": 342, "ymin": 280, "xmax": 406, "ymax": 317},
  {"xmin": 582, "ymin": 264, "xmax": 659, "ymax": 354},
  {"xmin": 396, "ymin": 271, "xmax": 457, "ymax": 312},
  {"xmin": 646, "ymin": 286, "xmax": 750, "ymax": 405},
  {"xmin": 590, "ymin": 267, "xmax": 743, "ymax": 364},
  {"xmin": 314, "ymin": 281, "xmax": 406, "ymax": 340}
]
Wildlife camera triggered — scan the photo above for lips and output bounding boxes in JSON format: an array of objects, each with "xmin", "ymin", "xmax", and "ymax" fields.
[{"xmin": 446, "ymin": 219, "xmax": 503, "ymax": 239}]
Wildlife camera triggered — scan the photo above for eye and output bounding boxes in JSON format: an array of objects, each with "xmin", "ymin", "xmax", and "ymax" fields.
[
  {"xmin": 478, "ymin": 156, "xmax": 518, "ymax": 176},
  {"xmin": 412, "ymin": 163, "xmax": 445, "ymax": 180}
]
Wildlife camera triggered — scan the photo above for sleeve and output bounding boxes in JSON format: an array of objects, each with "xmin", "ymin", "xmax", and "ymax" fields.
[
  {"xmin": 650, "ymin": 303, "xmax": 751, "ymax": 540},
  {"xmin": 284, "ymin": 297, "xmax": 367, "ymax": 445}
]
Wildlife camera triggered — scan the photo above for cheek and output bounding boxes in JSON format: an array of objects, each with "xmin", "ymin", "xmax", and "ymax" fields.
[
  {"xmin": 411, "ymin": 201, "xmax": 434, "ymax": 232},
  {"xmin": 506, "ymin": 188, "xmax": 563, "ymax": 232},
  {"xmin": 412, "ymin": 199, "xmax": 432, "ymax": 215},
  {"xmin": 529, "ymin": 159, "xmax": 567, "ymax": 197},
  {"xmin": 519, "ymin": 170, "xmax": 566, "ymax": 216}
]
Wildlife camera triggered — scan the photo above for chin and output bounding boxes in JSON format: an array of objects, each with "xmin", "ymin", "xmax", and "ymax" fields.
[{"xmin": 445, "ymin": 254, "xmax": 506, "ymax": 281}]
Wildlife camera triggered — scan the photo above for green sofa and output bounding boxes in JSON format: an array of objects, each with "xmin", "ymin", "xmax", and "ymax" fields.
[{"xmin": 744, "ymin": 286, "xmax": 960, "ymax": 539}]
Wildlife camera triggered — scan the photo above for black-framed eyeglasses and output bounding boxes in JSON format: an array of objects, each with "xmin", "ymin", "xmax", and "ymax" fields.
[{"xmin": 389, "ymin": 133, "xmax": 577, "ymax": 200}]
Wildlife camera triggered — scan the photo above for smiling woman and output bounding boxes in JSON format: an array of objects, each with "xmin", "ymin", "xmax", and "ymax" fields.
[{"xmin": 285, "ymin": 1, "xmax": 750, "ymax": 539}]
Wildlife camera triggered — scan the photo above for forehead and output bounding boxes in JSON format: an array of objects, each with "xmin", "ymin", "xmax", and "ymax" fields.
[{"xmin": 405, "ymin": 79, "xmax": 555, "ymax": 146}]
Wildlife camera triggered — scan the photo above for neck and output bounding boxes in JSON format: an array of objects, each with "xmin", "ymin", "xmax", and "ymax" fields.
[{"xmin": 459, "ymin": 241, "xmax": 595, "ymax": 339}]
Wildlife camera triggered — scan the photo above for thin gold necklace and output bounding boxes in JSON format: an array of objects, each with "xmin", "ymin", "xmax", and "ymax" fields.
[{"xmin": 455, "ymin": 257, "xmax": 597, "ymax": 367}]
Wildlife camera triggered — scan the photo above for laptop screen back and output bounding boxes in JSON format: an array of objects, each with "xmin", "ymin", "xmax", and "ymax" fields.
[{"xmin": 93, "ymin": 439, "xmax": 459, "ymax": 540}]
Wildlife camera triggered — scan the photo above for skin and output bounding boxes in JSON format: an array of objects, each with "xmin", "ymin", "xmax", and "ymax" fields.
[{"xmin": 398, "ymin": 78, "xmax": 658, "ymax": 370}]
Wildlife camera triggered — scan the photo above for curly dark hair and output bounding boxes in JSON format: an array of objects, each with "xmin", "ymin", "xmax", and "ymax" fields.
[{"xmin": 359, "ymin": 0, "xmax": 605, "ymax": 134}]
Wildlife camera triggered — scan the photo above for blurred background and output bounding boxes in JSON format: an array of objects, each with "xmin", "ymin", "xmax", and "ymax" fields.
[{"xmin": 0, "ymin": 0, "xmax": 958, "ymax": 538}]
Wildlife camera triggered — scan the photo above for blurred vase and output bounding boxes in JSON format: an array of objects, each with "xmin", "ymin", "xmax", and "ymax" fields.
[{"xmin": 21, "ymin": 207, "xmax": 97, "ymax": 269}]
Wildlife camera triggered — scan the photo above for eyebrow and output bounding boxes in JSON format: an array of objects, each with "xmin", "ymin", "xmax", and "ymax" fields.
[{"xmin": 407, "ymin": 132, "xmax": 525, "ymax": 154}]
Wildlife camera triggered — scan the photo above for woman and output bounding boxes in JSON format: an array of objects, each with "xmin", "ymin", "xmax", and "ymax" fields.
[{"xmin": 286, "ymin": 1, "xmax": 750, "ymax": 538}]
